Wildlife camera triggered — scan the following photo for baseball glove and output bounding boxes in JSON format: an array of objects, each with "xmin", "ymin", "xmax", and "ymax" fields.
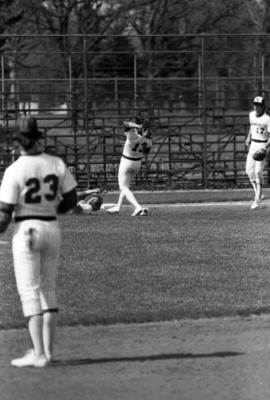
[
  {"xmin": 85, "ymin": 193, "xmax": 103, "ymax": 211},
  {"xmin": 253, "ymin": 148, "xmax": 267, "ymax": 161}
]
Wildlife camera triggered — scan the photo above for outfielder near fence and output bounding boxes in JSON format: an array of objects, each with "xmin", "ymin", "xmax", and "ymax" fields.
[{"xmin": 1, "ymin": 33, "xmax": 270, "ymax": 190}]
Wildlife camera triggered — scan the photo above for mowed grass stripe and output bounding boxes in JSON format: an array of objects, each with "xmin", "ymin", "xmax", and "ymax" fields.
[{"xmin": 0, "ymin": 204, "xmax": 269, "ymax": 329}]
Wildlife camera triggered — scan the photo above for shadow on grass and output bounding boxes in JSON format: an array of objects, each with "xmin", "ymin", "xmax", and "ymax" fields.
[{"xmin": 50, "ymin": 351, "xmax": 244, "ymax": 367}]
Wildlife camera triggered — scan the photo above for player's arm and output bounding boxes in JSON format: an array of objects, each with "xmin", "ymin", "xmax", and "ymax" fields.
[
  {"xmin": 142, "ymin": 138, "xmax": 152, "ymax": 155},
  {"xmin": 123, "ymin": 121, "xmax": 142, "ymax": 130},
  {"xmin": 245, "ymin": 127, "xmax": 252, "ymax": 147},
  {"xmin": 266, "ymin": 119, "xmax": 270, "ymax": 149},
  {"xmin": 123, "ymin": 122, "xmax": 143, "ymax": 140},
  {"xmin": 0, "ymin": 201, "xmax": 15, "ymax": 233},
  {"xmin": 57, "ymin": 160, "xmax": 78, "ymax": 213},
  {"xmin": 0, "ymin": 167, "xmax": 18, "ymax": 232},
  {"xmin": 266, "ymin": 135, "xmax": 270, "ymax": 150},
  {"xmin": 77, "ymin": 188, "xmax": 101, "ymax": 201},
  {"xmin": 57, "ymin": 188, "xmax": 78, "ymax": 214}
]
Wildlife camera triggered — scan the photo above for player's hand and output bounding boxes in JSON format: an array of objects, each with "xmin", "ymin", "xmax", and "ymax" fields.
[
  {"xmin": 245, "ymin": 139, "xmax": 250, "ymax": 148},
  {"xmin": 123, "ymin": 121, "xmax": 142, "ymax": 129}
]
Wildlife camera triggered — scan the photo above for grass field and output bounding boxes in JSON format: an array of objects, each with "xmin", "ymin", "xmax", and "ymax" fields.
[{"xmin": 1, "ymin": 203, "xmax": 270, "ymax": 330}]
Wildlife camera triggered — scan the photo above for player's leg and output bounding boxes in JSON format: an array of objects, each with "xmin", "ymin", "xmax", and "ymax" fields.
[
  {"xmin": 42, "ymin": 310, "xmax": 57, "ymax": 361},
  {"xmin": 119, "ymin": 165, "xmax": 142, "ymax": 212},
  {"xmin": 246, "ymin": 152, "xmax": 258, "ymax": 206},
  {"xmin": 117, "ymin": 169, "xmax": 133, "ymax": 208},
  {"xmin": 120, "ymin": 162, "xmax": 149, "ymax": 215},
  {"xmin": 255, "ymin": 160, "xmax": 265, "ymax": 202},
  {"xmin": 39, "ymin": 221, "xmax": 61, "ymax": 361},
  {"xmin": 113, "ymin": 190, "xmax": 125, "ymax": 212},
  {"xmin": 122, "ymin": 177, "xmax": 149, "ymax": 215},
  {"xmin": 28, "ymin": 314, "xmax": 44, "ymax": 356},
  {"xmin": 107, "ymin": 158, "xmax": 131, "ymax": 213},
  {"xmin": 11, "ymin": 224, "xmax": 47, "ymax": 367}
]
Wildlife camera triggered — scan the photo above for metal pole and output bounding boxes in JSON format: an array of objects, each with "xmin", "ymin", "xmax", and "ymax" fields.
[
  {"xmin": 1, "ymin": 55, "xmax": 5, "ymax": 113},
  {"xmin": 201, "ymin": 35, "xmax": 208, "ymax": 188},
  {"xmin": 134, "ymin": 54, "xmax": 137, "ymax": 113},
  {"xmin": 198, "ymin": 54, "xmax": 202, "ymax": 112},
  {"xmin": 68, "ymin": 55, "xmax": 72, "ymax": 116},
  {"xmin": 261, "ymin": 54, "xmax": 265, "ymax": 93},
  {"xmin": 114, "ymin": 77, "xmax": 119, "ymax": 129},
  {"xmin": 69, "ymin": 54, "xmax": 78, "ymax": 177},
  {"xmin": 83, "ymin": 35, "xmax": 90, "ymax": 188}
]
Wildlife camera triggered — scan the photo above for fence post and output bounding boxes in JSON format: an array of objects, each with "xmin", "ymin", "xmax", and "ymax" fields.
[
  {"xmin": 134, "ymin": 53, "xmax": 137, "ymax": 113},
  {"xmin": 261, "ymin": 54, "xmax": 265, "ymax": 93},
  {"xmin": 83, "ymin": 35, "xmax": 90, "ymax": 188},
  {"xmin": 201, "ymin": 34, "xmax": 208, "ymax": 188},
  {"xmin": 1, "ymin": 55, "xmax": 4, "ymax": 113},
  {"xmin": 69, "ymin": 54, "xmax": 78, "ymax": 176},
  {"xmin": 114, "ymin": 77, "xmax": 119, "ymax": 128}
]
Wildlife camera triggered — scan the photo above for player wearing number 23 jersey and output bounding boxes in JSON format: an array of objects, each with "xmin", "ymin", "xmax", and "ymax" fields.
[
  {"xmin": 0, "ymin": 152, "xmax": 76, "ymax": 219},
  {"xmin": 0, "ymin": 116, "xmax": 77, "ymax": 368}
]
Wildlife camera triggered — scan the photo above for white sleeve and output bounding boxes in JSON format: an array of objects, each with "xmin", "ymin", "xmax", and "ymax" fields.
[
  {"xmin": 267, "ymin": 116, "xmax": 270, "ymax": 133},
  {"xmin": 59, "ymin": 162, "xmax": 77, "ymax": 194},
  {"xmin": 0, "ymin": 166, "xmax": 19, "ymax": 204},
  {"xmin": 126, "ymin": 130, "xmax": 141, "ymax": 143}
]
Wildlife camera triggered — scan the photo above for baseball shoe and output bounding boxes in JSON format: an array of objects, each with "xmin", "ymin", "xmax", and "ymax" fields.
[
  {"xmin": 106, "ymin": 206, "xmax": 120, "ymax": 214},
  {"xmin": 131, "ymin": 208, "xmax": 149, "ymax": 216},
  {"xmin": 251, "ymin": 198, "xmax": 260, "ymax": 210},
  {"xmin": 11, "ymin": 349, "xmax": 48, "ymax": 368}
]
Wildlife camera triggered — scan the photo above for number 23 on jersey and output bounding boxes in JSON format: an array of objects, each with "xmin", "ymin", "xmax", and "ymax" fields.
[{"xmin": 25, "ymin": 174, "xmax": 59, "ymax": 204}]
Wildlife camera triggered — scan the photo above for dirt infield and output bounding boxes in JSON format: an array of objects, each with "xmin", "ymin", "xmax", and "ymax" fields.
[{"xmin": 2, "ymin": 315, "xmax": 270, "ymax": 400}]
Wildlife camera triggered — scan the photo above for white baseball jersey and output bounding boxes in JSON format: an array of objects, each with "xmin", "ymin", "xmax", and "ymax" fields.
[
  {"xmin": 0, "ymin": 152, "xmax": 77, "ymax": 219},
  {"xmin": 0, "ymin": 152, "xmax": 77, "ymax": 317},
  {"xmin": 122, "ymin": 130, "xmax": 152, "ymax": 160},
  {"xmin": 249, "ymin": 111, "xmax": 270, "ymax": 142}
]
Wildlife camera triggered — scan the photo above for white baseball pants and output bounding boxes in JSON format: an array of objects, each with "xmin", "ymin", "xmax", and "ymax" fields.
[{"xmin": 12, "ymin": 219, "xmax": 61, "ymax": 317}]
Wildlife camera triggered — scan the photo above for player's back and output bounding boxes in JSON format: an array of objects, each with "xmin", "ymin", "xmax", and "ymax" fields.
[
  {"xmin": 3, "ymin": 152, "xmax": 71, "ymax": 218},
  {"xmin": 123, "ymin": 130, "xmax": 152, "ymax": 159}
]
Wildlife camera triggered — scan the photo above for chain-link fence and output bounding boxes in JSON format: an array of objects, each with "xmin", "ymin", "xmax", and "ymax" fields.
[{"xmin": 0, "ymin": 33, "xmax": 270, "ymax": 189}]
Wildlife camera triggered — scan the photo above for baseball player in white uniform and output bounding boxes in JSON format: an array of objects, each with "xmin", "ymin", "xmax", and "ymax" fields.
[
  {"xmin": 245, "ymin": 96, "xmax": 270, "ymax": 209},
  {"xmin": 107, "ymin": 118, "xmax": 152, "ymax": 216},
  {"xmin": 0, "ymin": 116, "xmax": 77, "ymax": 367}
]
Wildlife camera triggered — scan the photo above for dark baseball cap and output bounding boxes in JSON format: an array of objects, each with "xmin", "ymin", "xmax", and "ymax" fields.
[{"xmin": 15, "ymin": 116, "xmax": 42, "ymax": 139}]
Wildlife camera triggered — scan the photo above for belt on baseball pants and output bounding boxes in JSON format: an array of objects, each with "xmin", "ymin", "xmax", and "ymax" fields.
[
  {"xmin": 122, "ymin": 154, "xmax": 142, "ymax": 161},
  {"xmin": 14, "ymin": 216, "xmax": 57, "ymax": 223},
  {"xmin": 251, "ymin": 139, "xmax": 267, "ymax": 143}
]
